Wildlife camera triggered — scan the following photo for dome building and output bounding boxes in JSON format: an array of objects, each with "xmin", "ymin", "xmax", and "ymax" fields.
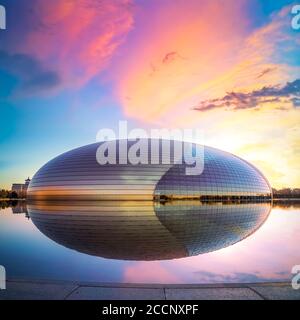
[{"xmin": 27, "ymin": 139, "xmax": 272, "ymax": 201}]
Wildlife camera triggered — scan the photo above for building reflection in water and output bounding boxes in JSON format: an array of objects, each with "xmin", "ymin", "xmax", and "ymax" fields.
[
  {"xmin": 11, "ymin": 201, "xmax": 28, "ymax": 214},
  {"xmin": 27, "ymin": 201, "xmax": 271, "ymax": 261}
]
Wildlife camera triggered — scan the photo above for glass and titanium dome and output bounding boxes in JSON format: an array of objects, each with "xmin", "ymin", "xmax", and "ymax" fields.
[{"xmin": 27, "ymin": 139, "xmax": 272, "ymax": 201}]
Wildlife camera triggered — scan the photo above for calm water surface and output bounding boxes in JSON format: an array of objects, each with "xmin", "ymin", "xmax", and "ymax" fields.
[{"xmin": 0, "ymin": 200, "xmax": 299, "ymax": 284}]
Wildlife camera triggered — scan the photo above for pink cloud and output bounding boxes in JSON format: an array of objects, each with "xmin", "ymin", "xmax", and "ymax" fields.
[
  {"xmin": 112, "ymin": 0, "xmax": 252, "ymax": 124},
  {"xmin": 9, "ymin": 0, "xmax": 134, "ymax": 88},
  {"xmin": 112, "ymin": 2, "xmax": 298, "ymax": 125}
]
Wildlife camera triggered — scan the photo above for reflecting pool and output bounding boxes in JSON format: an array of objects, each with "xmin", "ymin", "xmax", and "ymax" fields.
[{"xmin": 0, "ymin": 200, "xmax": 299, "ymax": 284}]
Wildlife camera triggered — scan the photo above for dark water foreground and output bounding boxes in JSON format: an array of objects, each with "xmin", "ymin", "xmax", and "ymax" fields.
[{"xmin": 0, "ymin": 200, "xmax": 299, "ymax": 284}]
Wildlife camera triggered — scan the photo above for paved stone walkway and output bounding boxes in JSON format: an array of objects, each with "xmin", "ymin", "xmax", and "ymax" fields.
[{"xmin": 0, "ymin": 279, "xmax": 299, "ymax": 300}]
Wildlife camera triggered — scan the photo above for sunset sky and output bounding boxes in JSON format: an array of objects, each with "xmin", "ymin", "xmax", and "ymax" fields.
[{"xmin": 0, "ymin": 0, "xmax": 299, "ymax": 189}]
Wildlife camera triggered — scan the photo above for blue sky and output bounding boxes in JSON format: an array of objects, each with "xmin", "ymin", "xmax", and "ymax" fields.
[{"xmin": 0, "ymin": 0, "xmax": 299, "ymax": 189}]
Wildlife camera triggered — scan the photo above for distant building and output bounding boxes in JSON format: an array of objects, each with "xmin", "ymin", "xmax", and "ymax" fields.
[{"xmin": 11, "ymin": 178, "xmax": 31, "ymax": 198}]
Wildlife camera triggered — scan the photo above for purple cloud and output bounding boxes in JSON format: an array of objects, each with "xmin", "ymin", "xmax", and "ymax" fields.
[{"xmin": 193, "ymin": 79, "xmax": 300, "ymax": 112}]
